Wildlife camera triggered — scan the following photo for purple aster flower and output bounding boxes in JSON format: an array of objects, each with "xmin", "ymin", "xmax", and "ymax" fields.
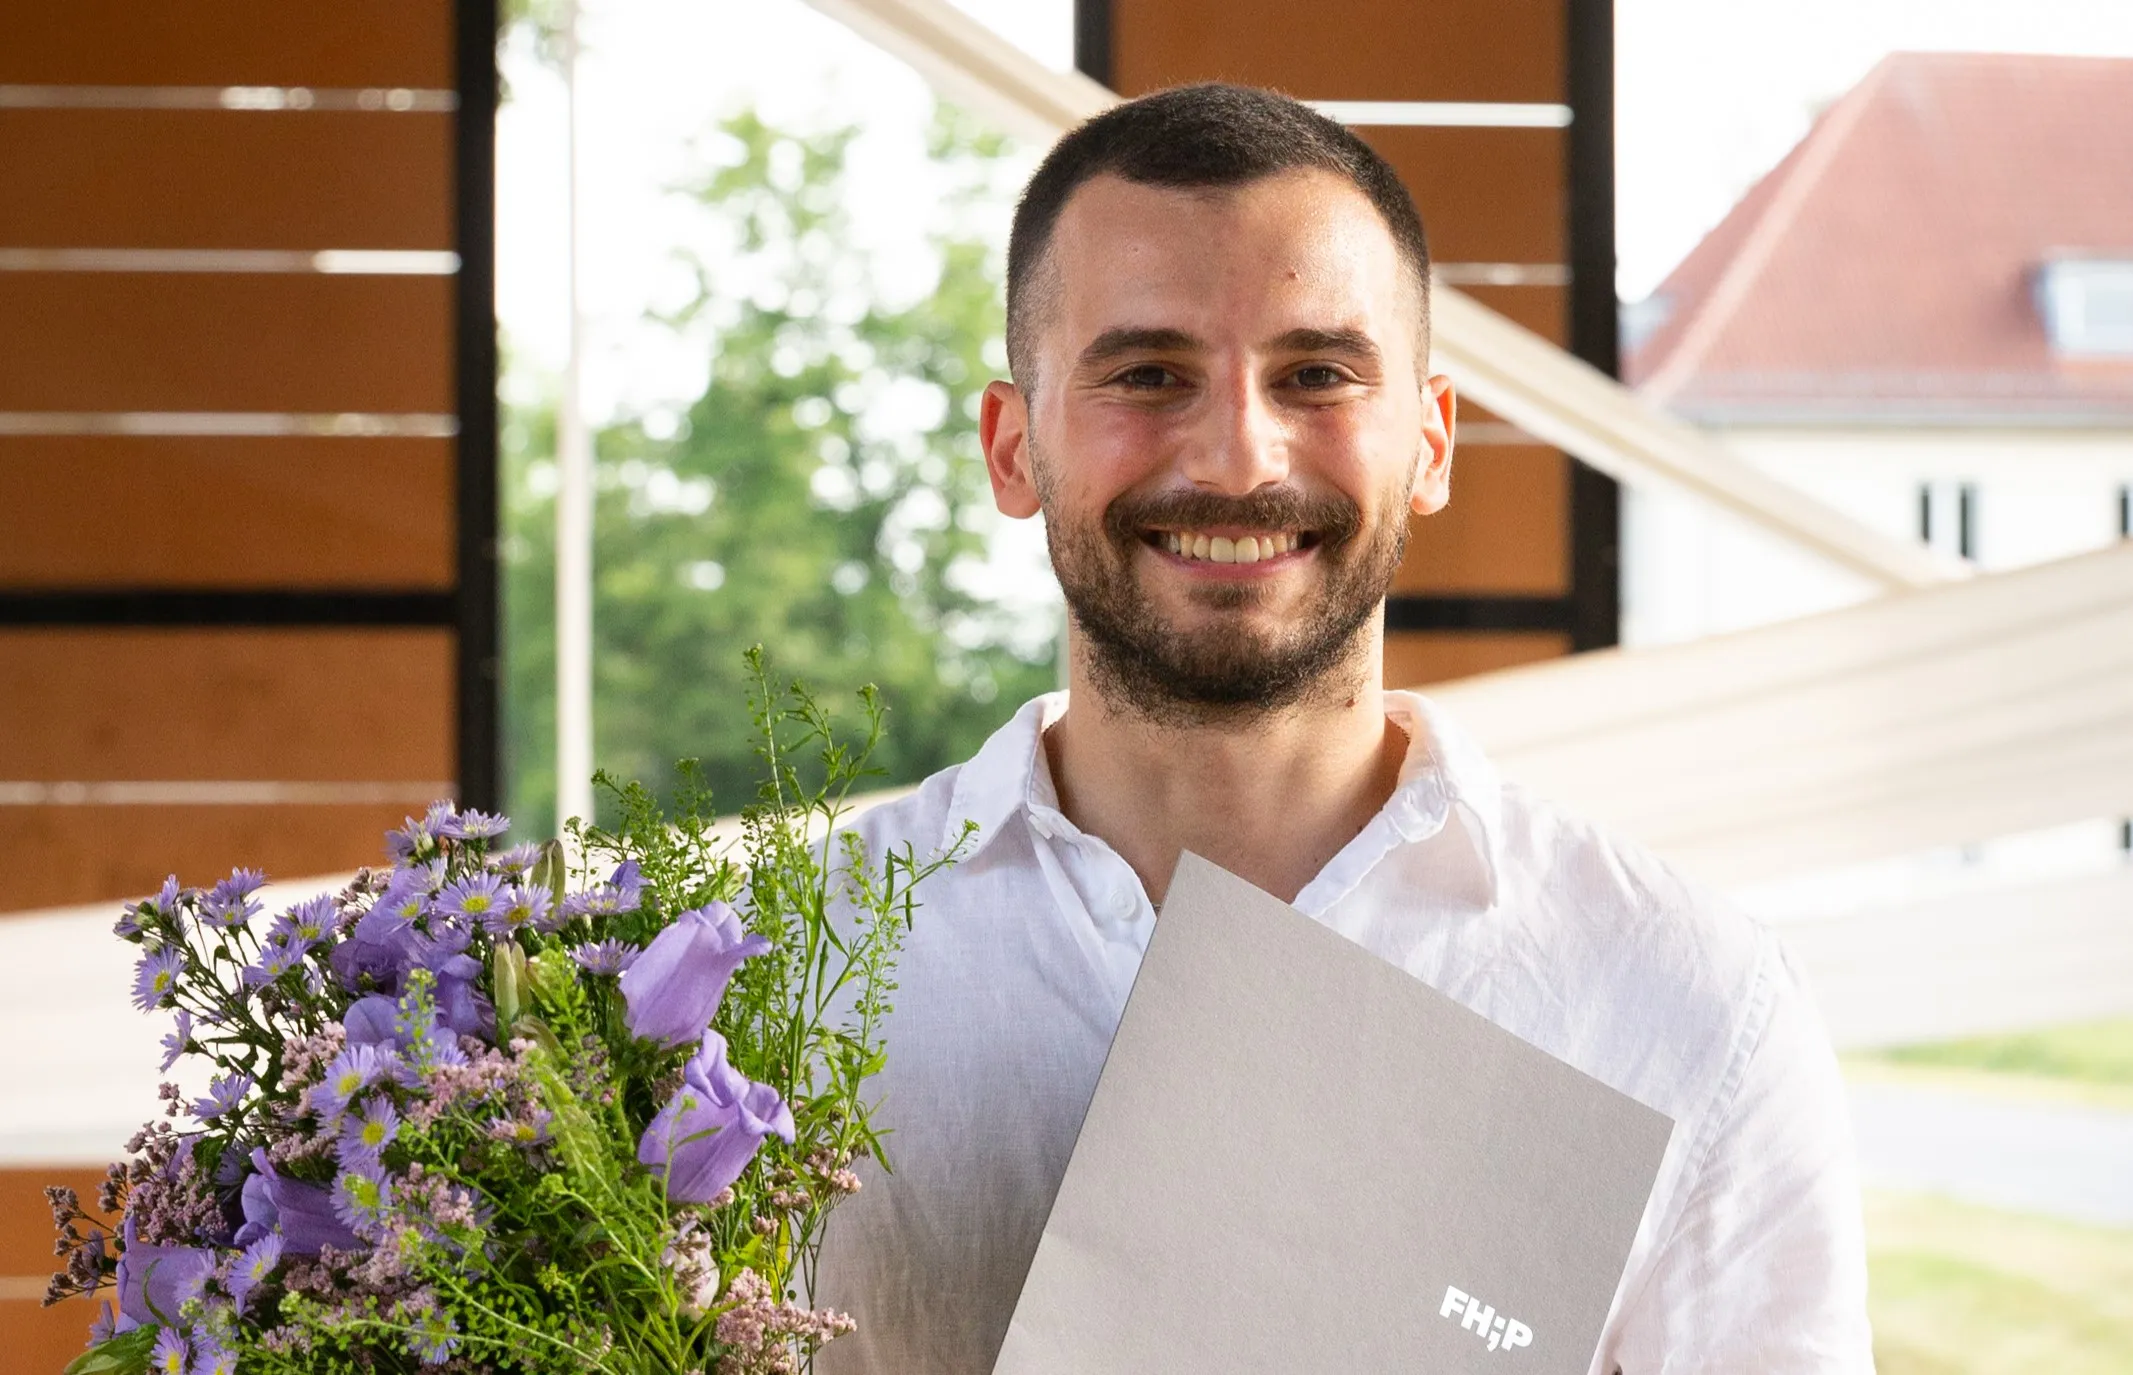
[
  {"xmin": 437, "ymin": 872, "xmax": 505, "ymax": 926},
  {"xmin": 489, "ymin": 842, "xmax": 543, "ymax": 876},
  {"xmin": 387, "ymin": 801, "xmax": 458, "ymax": 862},
  {"xmin": 159, "ymin": 1009, "xmax": 194, "ymax": 1073},
  {"xmin": 313, "ymin": 1043, "xmax": 396, "ymax": 1122},
  {"xmin": 338, "ymin": 1097, "xmax": 401, "ymax": 1170},
  {"xmin": 563, "ymin": 859, "xmax": 647, "ymax": 919},
  {"xmin": 88, "ymin": 1299, "xmax": 116, "ymax": 1342},
  {"xmin": 440, "ymin": 807, "xmax": 509, "ymax": 840},
  {"xmin": 482, "ymin": 883, "xmax": 552, "ymax": 937},
  {"xmin": 131, "ymin": 947, "xmax": 183, "ymax": 1012},
  {"xmin": 241, "ymin": 937, "xmax": 301, "ymax": 988},
  {"xmin": 116, "ymin": 875, "xmax": 185, "ymax": 941},
  {"xmin": 267, "ymin": 893, "xmax": 335, "ymax": 951},
  {"xmin": 487, "ymin": 1106, "xmax": 553, "ymax": 1147},
  {"xmin": 191, "ymin": 1072, "xmax": 252, "ymax": 1122},
  {"xmin": 150, "ymin": 1327, "xmax": 189, "ymax": 1375},
  {"xmin": 639, "ymin": 1028, "xmax": 794, "ymax": 1203},
  {"xmin": 409, "ymin": 1300, "xmax": 462, "ymax": 1365},
  {"xmin": 224, "ymin": 1232, "xmax": 283, "ymax": 1313},
  {"xmin": 330, "ymin": 1160, "xmax": 395, "ymax": 1240},
  {"xmin": 364, "ymin": 868, "xmax": 434, "ymax": 933},
  {"xmin": 618, "ymin": 902, "xmax": 770, "ymax": 1048},
  {"xmin": 570, "ymin": 938, "xmax": 642, "ymax": 977},
  {"xmin": 201, "ymin": 867, "xmax": 267, "ymax": 930}
]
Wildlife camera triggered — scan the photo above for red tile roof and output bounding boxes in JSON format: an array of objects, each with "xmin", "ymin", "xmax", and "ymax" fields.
[{"xmin": 1626, "ymin": 52, "xmax": 2133, "ymax": 425}]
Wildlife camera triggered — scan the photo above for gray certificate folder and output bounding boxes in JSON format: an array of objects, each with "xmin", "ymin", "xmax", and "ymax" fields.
[{"xmin": 992, "ymin": 853, "xmax": 1674, "ymax": 1374}]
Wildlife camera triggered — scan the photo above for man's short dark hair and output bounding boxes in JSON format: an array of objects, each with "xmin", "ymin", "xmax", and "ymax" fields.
[{"xmin": 1005, "ymin": 82, "xmax": 1432, "ymax": 389}]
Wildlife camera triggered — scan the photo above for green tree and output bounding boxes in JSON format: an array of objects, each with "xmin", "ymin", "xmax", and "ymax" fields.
[{"xmin": 502, "ymin": 103, "xmax": 1057, "ymax": 837}]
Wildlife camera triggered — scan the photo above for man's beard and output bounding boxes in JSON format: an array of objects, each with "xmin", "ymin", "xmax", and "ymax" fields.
[{"xmin": 1036, "ymin": 443, "xmax": 1415, "ymax": 725}]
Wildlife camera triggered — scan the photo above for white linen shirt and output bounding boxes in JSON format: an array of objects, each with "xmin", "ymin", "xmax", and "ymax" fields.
[{"xmin": 813, "ymin": 690, "xmax": 1873, "ymax": 1374}]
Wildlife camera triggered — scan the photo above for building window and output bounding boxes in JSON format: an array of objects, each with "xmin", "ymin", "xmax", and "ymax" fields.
[
  {"xmin": 2036, "ymin": 258, "xmax": 2133, "ymax": 358},
  {"xmin": 1917, "ymin": 481, "xmax": 1979, "ymax": 561}
]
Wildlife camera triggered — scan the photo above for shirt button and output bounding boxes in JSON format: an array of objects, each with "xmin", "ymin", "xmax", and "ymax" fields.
[{"xmin": 1106, "ymin": 888, "xmax": 1136, "ymax": 920}]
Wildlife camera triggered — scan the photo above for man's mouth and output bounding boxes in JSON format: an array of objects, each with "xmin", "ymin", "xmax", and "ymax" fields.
[{"xmin": 1144, "ymin": 529, "xmax": 1312, "ymax": 565}]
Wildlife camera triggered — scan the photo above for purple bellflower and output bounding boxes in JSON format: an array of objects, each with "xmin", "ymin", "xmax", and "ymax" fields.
[
  {"xmin": 617, "ymin": 902, "xmax": 769, "ymax": 1048},
  {"xmin": 638, "ymin": 1028, "xmax": 794, "ymax": 1203},
  {"xmin": 114, "ymin": 1214, "xmax": 214, "ymax": 1330},
  {"xmin": 236, "ymin": 1147, "xmax": 362, "ymax": 1254}
]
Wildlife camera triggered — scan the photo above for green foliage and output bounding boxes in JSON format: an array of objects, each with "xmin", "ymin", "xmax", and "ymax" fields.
[{"xmin": 502, "ymin": 102, "xmax": 1056, "ymax": 838}]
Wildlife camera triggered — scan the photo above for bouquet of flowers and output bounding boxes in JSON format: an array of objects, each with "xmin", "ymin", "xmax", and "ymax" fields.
[{"xmin": 43, "ymin": 659, "xmax": 963, "ymax": 1375}]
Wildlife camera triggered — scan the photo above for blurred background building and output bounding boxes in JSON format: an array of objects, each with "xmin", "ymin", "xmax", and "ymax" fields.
[{"xmin": 3, "ymin": 2, "xmax": 2131, "ymax": 1369}]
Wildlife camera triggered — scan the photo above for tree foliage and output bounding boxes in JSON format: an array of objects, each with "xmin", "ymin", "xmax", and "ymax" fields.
[{"xmin": 502, "ymin": 103, "xmax": 1057, "ymax": 836}]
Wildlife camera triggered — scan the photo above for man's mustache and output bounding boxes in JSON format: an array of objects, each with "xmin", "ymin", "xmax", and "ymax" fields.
[{"xmin": 1101, "ymin": 486, "xmax": 1364, "ymax": 549}]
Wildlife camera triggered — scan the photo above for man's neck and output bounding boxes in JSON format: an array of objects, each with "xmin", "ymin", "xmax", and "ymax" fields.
[{"xmin": 1040, "ymin": 642, "xmax": 1410, "ymax": 907}]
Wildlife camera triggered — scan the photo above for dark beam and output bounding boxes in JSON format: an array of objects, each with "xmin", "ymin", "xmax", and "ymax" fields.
[
  {"xmin": 454, "ymin": 0, "xmax": 502, "ymax": 810},
  {"xmin": 0, "ymin": 590, "xmax": 457, "ymax": 627}
]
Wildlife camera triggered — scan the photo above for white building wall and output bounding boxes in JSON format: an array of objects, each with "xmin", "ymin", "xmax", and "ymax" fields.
[
  {"xmin": 1621, "ymin": 423, "xmax": 2133, "ymax": 925},
  {"xmin": 1623, "ymin": 426, "xmax": 2133, "ymax": 648}
]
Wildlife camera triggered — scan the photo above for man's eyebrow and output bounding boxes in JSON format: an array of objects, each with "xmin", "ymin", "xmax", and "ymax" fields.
[
  {"xmin": 1073, "ymin": 326, "xmax": 1204, "ymax": 372},
  {"xmin": 1269, "ymin": 326, "xmax": 1382, "ymax": 364}
]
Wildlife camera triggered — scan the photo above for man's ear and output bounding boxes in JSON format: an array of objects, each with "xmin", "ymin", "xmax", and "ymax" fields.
[
  {"xmin": 980, "ymin": 378, "xmax": 1042, "ymax": 518},
  {"xmin": 1410, "ymin": 374, "xmax": 1456, "ymax": 515}
]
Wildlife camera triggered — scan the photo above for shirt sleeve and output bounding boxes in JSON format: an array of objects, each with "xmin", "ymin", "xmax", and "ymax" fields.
[{"xmin": 1605, "ymin": 935, "xmax": 1877, "ymax": 1374}]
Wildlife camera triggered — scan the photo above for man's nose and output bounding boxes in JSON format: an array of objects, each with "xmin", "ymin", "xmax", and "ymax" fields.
[{"xmin": 1180, "ymin": 368, "xmax": 1289, "ymax": 495}]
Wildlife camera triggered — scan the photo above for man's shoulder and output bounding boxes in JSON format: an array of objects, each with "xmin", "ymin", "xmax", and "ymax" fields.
[{"xmin": 848, "ymin": 760, "xmax": 972, "ymax": 862}]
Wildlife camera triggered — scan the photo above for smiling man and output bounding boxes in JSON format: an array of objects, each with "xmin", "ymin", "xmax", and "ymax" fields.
[{"xmin": 814, "ymin": 84, "xmax": 1872, "ymax": 1373}]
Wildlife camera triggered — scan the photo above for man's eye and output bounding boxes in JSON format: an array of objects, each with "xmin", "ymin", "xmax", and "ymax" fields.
[
  {"xmin": 1116, "ymin": 364, "xmax": 1175, "ymax": 389},
  {"xmin": 1294, "ymin": 365, "xmax": 1347, "ymax": 389}
]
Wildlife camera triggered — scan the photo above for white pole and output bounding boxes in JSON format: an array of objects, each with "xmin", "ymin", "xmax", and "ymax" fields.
[{"xmin": 554, "ymin": 0, "xmax": 596, "ymax": 836}]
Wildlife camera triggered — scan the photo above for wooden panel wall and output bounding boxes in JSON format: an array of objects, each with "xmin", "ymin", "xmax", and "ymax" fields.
[
  {"xmin": 0, "ymin": 0, "xmax": 492, "ymax": 1354},
  {"xmin": 0, "ymin": 0, "xmax": 476, "ymax": 918},
  {"xmin": 1100, "ymin": 0, "xmax": 1619, "ymax": 688}
]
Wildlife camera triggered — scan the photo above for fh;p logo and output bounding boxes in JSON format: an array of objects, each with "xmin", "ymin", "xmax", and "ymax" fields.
[{"xmin": 1440, "ymin": 1286, "xmax": 1533, "ymax": 1353}]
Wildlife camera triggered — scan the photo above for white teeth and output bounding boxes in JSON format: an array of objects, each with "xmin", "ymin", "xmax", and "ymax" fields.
[{"xmin": 1165, "ymin": 531, "xmax": 1299, "ymax": 562}]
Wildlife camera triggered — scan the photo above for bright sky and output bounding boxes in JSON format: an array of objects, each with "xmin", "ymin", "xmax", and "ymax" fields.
[{"xmin": 497, "ymin": 0, "xmax": 2133, "ymax": 422}]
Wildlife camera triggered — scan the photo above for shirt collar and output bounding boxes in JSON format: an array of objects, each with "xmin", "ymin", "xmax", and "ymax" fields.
[{"xmin": 941, "ymin": 688, "xmax": 1503, "ymax": 902}]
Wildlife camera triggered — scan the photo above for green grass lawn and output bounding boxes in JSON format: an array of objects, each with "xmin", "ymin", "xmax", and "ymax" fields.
[
  {"xmin": 1870, "ymin": 1019, "xmax": 2133, "ymax": 1086},
  {"xmin": 1868, "ymin": 1191, "xmax": 2133, "ymax": 1374},
  {"xmin": 1855, "ymin": 1019, "xmax": 2133, "ymax": 1371},
  {"xmin": 1847, "ymin": 1018, "xmax": 2133, "ymax": 1112}
]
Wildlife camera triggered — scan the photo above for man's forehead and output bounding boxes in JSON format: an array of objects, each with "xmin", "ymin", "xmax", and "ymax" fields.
[{"xmin": 1041, "ymin": 169, "xmax": 1417, "ymax": 349}]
